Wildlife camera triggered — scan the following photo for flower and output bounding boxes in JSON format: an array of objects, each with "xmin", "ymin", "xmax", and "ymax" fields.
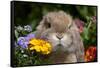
[
  {"xmin": 23, "ymin": 54, "xmax": 28, "ymax": 57},
  {"xmin": 17, "ymin": 33, "xmax": 35, "ymax": 48},
  {"xmin": 17, "ymin": 37, "xmax": 29, "ymax": 48},
  {"xmin": 15, "ymin": 26, "xmax": 23, "ymax": 32},
  {"xmin": 24, "ymin": 25, "xmax": 32, "ymax": 32},
  {"xmin": 17, "ymin": 33, "xmax": 52, "ymax": 55},
  {"xmin": 91, "ymin": 16, "xmax": 97, "ymax": 23},
  {"xmin": 74, "ymin": 19, "xmax": 84, "ymax": 33},
  {"xmin": 29, "ymin": 39, "xmax": 52, "ymax": 55},
  {"xmin": 85, "ymin": 46, "xmax": 97, "ymax": 62},
  {"xmin": 27, "ymin": 33, "xmax": 35, "ymax": 40}
]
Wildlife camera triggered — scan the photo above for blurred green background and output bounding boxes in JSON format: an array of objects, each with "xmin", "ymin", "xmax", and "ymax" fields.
[{"xmin": 14, "ymin": 1, "xmax": 97, "ymax": 31}]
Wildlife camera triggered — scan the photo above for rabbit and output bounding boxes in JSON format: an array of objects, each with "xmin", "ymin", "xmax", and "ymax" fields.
[{"xmin": 34, "ymin": 11, "xmax": 84, "ymax": 64}]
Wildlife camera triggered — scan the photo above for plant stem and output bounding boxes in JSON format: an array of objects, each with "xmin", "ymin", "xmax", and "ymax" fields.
[{"xmin": 87, "ymin": 20, "xmax": 92, "ymax": 29}]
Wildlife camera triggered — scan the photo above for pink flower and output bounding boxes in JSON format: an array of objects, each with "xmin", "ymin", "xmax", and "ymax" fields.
[
  {"xmin": 91, "ymin": 16, "xmax": 96, "ymax": 23},
  {"xmin": 74, "ymin": 19, "xmax": 84, "ymax": 33}
]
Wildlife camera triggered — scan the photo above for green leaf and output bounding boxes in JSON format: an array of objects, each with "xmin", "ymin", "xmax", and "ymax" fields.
[
  {"xmin": 15, "ymin": 30, "xmax": 19, "ymax": 38},
  {"xmin": 83, "ymin": 27, "xmax": 89, "ymax": 40}
]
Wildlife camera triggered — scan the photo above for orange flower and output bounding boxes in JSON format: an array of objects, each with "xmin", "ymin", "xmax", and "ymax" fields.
[{"xmin": 85, "ymin": 46, "xmax": 97, "ymax": 62}]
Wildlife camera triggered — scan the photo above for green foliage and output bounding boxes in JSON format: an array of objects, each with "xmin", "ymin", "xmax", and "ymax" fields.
[{"xmin": 81, "ymin": 16, "xmax": 97, "ymax": 49}]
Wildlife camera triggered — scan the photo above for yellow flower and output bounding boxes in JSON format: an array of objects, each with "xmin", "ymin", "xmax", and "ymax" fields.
[
  {"xmin": 29, "ymin": 38, "xmax": 52, "ymax": 55},
  {"xmin": 29, "ymin": 39, "xmax": 40, "ymax": 45},
  {"xmin": 30, "ymin": 45, "xmax": 41, "ymax": 52}
]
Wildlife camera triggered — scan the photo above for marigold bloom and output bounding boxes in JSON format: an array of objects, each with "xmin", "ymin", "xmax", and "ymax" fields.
[{"xmin": 29, "ymin": 39, "xmax": 52, "ymax": 55}]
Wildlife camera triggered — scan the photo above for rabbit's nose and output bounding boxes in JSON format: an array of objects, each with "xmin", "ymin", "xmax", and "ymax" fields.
[{"xmin": 56, "ymin": 34, "xmax": 63, "ymax": 40}]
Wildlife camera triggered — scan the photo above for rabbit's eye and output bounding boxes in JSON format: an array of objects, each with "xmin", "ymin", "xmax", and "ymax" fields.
[{"xmin": 46, "ymin": 23, "xmax": 51, "ymax": 28}]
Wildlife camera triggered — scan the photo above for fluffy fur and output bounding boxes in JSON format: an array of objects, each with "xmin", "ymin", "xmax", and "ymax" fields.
[{"xmin": 35, "ymin": 11, "xmax": 84, "ymax": 63}]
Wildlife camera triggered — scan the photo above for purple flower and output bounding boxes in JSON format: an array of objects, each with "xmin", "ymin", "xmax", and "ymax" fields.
[
  {"xmin": 17, "ymin": 37, "xmax": 29, "ymax": 48},
  {"xmin": 17, "ymin": 33, "xmax": 35, "ymax": 48},
  {"xmin": 27, "ymin": 33, "xmax": 35, "ymax": 40}
]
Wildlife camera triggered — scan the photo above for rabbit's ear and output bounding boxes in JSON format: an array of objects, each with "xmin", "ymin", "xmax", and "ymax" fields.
[
  {"xmin": 36, "ymin": 15, "xmax": 51, "ymax": 31},
  {"xmin": 69, "ymin": 21, "xmax": 78, "ymax": 31},
  {"xmin": 69, "ymin": 22, "xmax": 84, "ymax": 62},
  {"xmin": 35, "ymin": 16, "xmax": 51, "ymax": 38},
  {"xmin": 35, "ymin": 16, "xmax": 46, "ymax": 38}
]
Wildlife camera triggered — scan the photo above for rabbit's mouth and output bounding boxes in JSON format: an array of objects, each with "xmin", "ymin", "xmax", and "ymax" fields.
[{"xmin": 53, "ymin": 43, "xmax": 66, "ymax": 52}]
